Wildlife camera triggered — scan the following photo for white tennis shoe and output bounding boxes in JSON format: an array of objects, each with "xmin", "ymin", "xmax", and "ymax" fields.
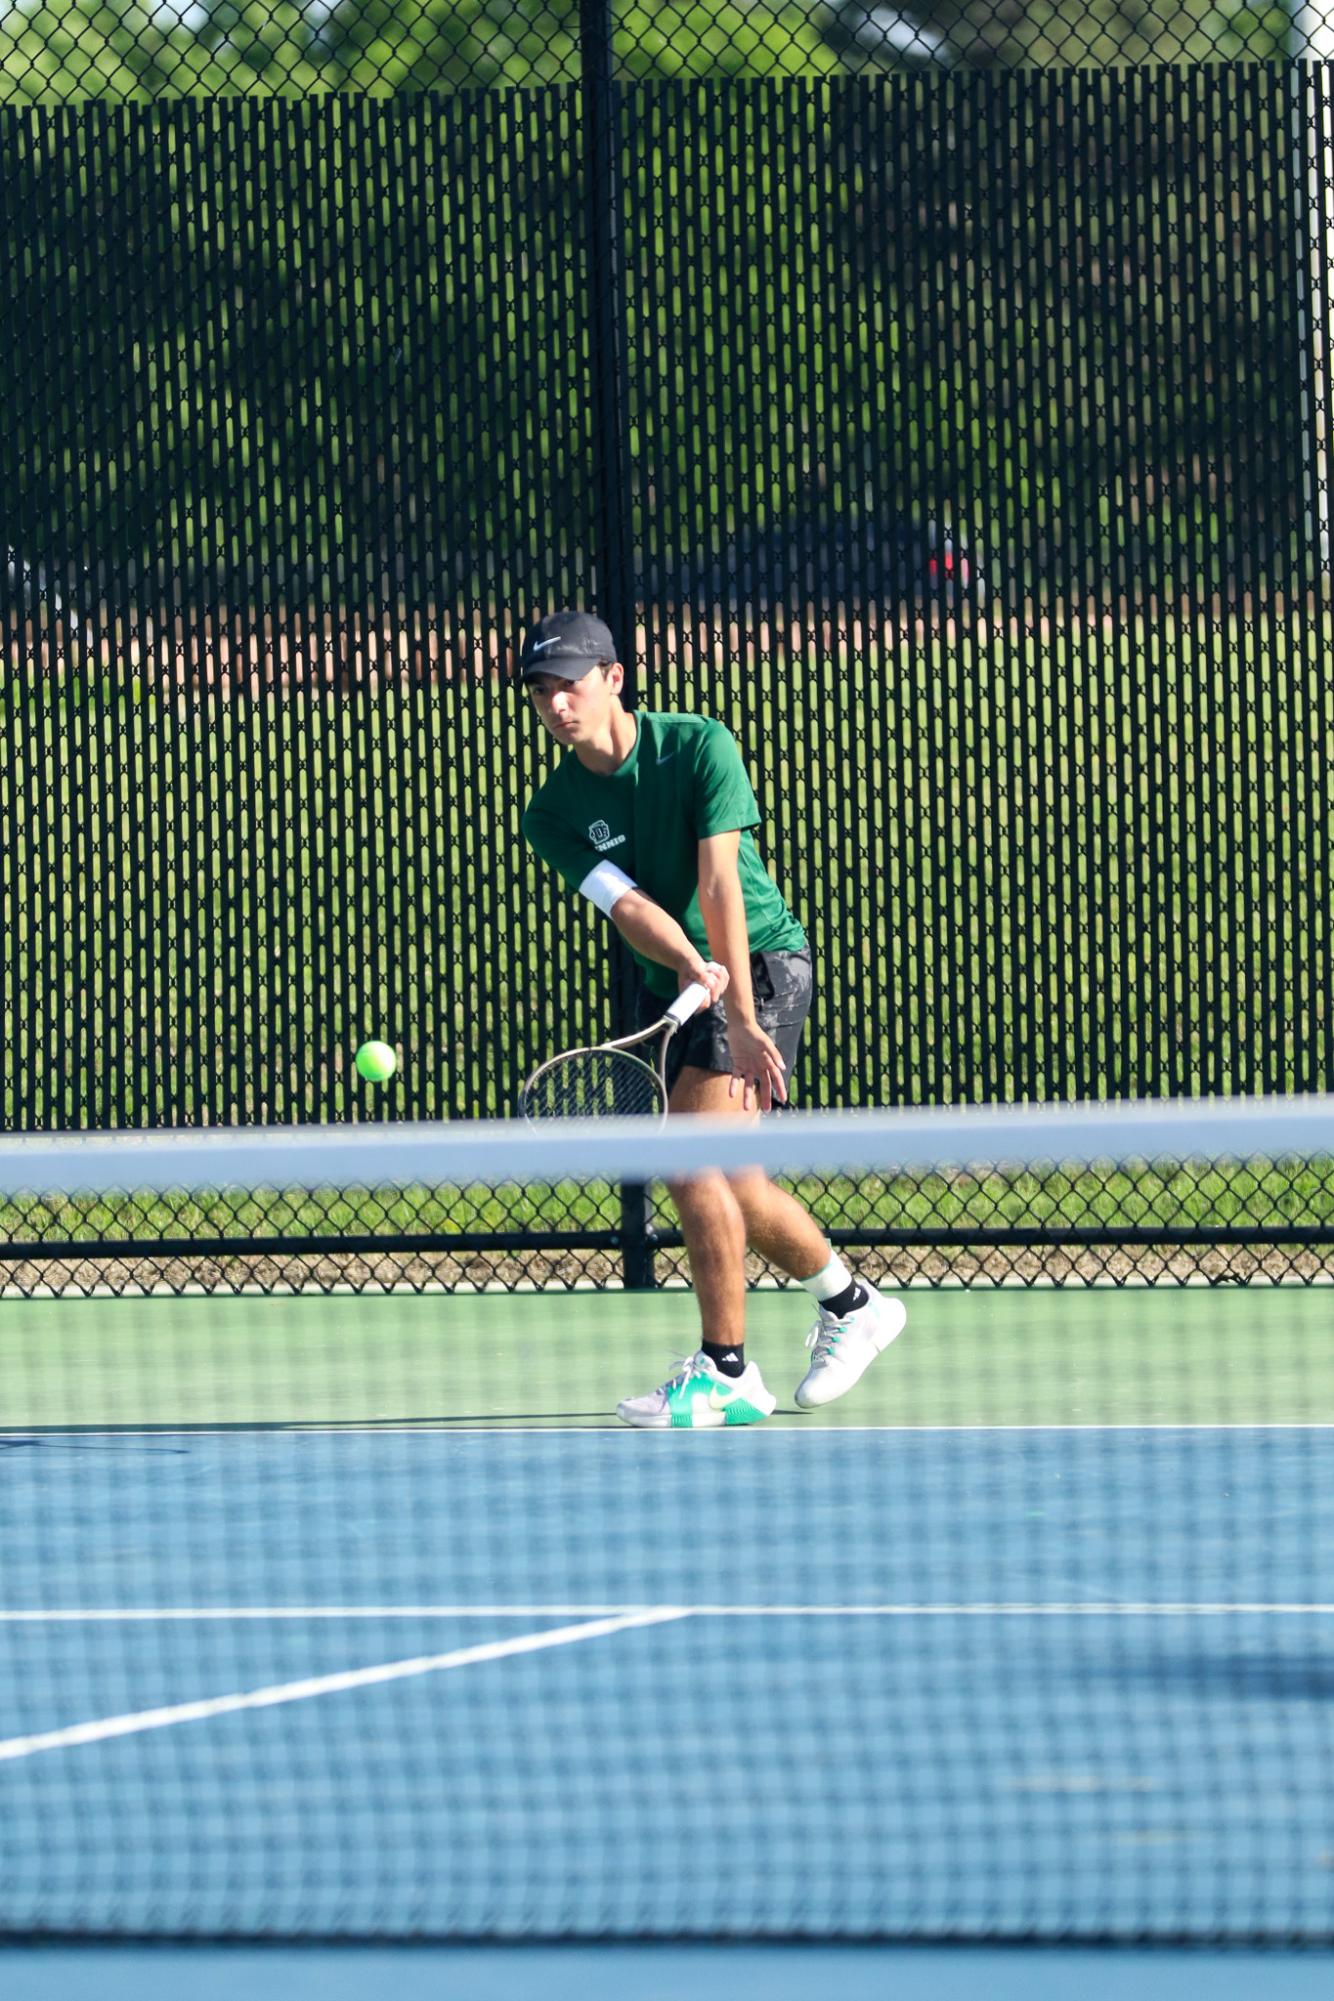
[
  {"xmin": 617, "ymin": 1351, "xmax": 777, "ymax": 1429},
  {"xmin": 794, "ymin": 1282, "xmax": 906, "ymax": 1410}
]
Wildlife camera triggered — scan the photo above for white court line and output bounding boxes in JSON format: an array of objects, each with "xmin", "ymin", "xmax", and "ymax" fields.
[
  {"xmin": 7, "ymin": 1422, "xmax": 1334, "ymax": 1437},
  {"xmin": 17, "ymin": 1421, "xmax": 1334, "ymax": 1435},
  {"xmin": 0, "ymin": 1607, "xmax": 688, "ymax": 1765},
  {"xmin": 5, "ymin": 1603, "xmax": 1334, "ymax": 1622}
]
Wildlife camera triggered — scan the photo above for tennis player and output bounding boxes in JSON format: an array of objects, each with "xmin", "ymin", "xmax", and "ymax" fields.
[{"xmin": 519, "ymin": 609, "xmax": 906, "ymax": 1428}]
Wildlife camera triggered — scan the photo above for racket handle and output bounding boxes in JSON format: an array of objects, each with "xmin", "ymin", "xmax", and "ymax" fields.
[{"xmin": 667, "ymin": 980, "xmax": 712, "ymax": 1027}]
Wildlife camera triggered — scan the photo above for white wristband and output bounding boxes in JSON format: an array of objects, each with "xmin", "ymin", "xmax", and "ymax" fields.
[{"xmin": 579, "ymin": 860, "xmax": 637, "ymax": 916}]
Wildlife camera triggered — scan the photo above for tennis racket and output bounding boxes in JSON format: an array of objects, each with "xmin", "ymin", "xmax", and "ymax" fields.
[{"xmin": 520, "ymin": 980, "xmax": 712, "ymax": 1124}]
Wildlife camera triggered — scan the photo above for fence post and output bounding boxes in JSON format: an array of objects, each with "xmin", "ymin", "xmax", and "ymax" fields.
[{"xmin": 580, "ymin": 0, "xmax": 654, "ymax": 1289}]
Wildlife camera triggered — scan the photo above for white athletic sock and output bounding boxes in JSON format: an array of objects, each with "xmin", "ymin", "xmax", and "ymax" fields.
[{"xmin": 799, "ymin": 1254, "xmax": 854, "ymax": 1303}]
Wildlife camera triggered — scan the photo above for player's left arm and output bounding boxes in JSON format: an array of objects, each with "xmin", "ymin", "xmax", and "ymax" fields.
[{"xmin": 697, "ymin": 831, "xmax": 788, "ymax": 1110}]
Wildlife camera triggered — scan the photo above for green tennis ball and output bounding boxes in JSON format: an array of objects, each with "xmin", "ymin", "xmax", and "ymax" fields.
[{"xmin": 354, "ymin": 1040, "xmax": 397, "ymax": 1083}]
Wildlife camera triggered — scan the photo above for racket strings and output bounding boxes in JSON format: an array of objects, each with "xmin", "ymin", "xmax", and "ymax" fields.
[{"xmin": 523, "ymin": 1048, "xmax": 665, "ymax": 1121}]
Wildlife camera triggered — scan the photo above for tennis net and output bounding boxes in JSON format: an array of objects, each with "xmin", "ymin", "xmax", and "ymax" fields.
[
  {"xmin": 2, "ymin": 1096, "xmax": 1333, "ymax": 1943},
  {"xmin": 4, "ymin": 1097, "xmax": 1334, "ymax": 1296}
]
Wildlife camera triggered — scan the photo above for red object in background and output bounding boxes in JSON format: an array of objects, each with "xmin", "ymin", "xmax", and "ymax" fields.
[{"xmin": 927, "ymin": 547, "xmax": 969, "ymax": 586}]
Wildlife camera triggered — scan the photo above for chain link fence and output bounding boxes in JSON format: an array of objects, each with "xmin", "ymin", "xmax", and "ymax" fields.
[
  {"xmin": 3, "ymin": 1153, "xmax": 1332, "ymax": 1295},
  {"xmin": 0, "ymin": 0, "xmax": 1331, "ymax": 100},
  {"xmin": 2, "ymin": 9, "xmax": 1332, "ymax": 1288}
]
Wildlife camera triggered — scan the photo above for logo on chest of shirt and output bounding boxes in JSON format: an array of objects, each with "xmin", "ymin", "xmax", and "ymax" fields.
[{"xmin": 588, "ymin": 819, "xmax": 626, "ymax": 852}]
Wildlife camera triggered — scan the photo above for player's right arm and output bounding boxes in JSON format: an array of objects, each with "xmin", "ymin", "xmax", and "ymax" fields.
[
  {"xmin": 609, "ymin": 889, "xmax": 727, "ymax": 1004},
  {"xmin": 522, "ymin": 805, "xmax": 727, "ymax": 1005}
]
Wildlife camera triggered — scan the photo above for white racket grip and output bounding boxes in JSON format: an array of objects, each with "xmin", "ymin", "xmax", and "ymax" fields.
[{"xmin": 667, "ymin": 980, "xmax": 712, "ymax": 1027}]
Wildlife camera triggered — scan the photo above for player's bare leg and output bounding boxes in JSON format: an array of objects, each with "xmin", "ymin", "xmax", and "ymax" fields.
[
  {"xmin": 616, "ymin": 1063, "xmax": 906, "ymax": 1426},
  {"xmin": 664, "ymin": 1166, "xmax": 748, "ymax": 1352},
  {"xmin": 665, "ymin": 1064, "xmax": 828, "ymax": 1283},
  {"xmin": 668, "ymin": 1065, "xmax": 906, "ymax": 1412},
  {"xmin": 615, "ymin": 1063, "xmax": 770, "ymax": 1428}
]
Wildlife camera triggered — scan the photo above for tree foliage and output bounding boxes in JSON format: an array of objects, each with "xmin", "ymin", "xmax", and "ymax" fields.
[
  {"xmin": 0, "ymin": 0, "xmax": 843, "ymax": 102},
  {"xmin": 0, "ymin": 0, "xmax": 1300, "ymax": 106},
  {"xmin": 822, "ymin": 0, "xmax": 1291, "ymax": 71}
]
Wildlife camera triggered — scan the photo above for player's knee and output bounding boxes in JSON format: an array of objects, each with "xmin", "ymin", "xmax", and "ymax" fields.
[
  {"xmin": 726, "ymin": 1167, "xmax": 770, "ymax": 1210},
  {"xmin": 665, "ymin": 1167, "xmax": 735, "ymax": 1219}
]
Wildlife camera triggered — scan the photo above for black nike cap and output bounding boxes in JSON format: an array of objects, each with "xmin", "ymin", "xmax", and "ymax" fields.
[{"xmin": 517, "ymin": 609, "xmax": 618, "ymax": 683}]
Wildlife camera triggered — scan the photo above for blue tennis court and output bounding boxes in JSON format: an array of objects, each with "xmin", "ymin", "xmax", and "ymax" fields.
[
  {"xmin": 5, "ymin": 1944, "xmax": 1334, "ymax": 2001},
  {"xmin": 4, "ymin": 1411, "xmax": 1334, "ymax": 1942}
]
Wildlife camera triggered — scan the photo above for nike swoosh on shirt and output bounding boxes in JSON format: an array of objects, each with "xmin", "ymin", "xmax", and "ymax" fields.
[{"xmin": 657, "ymin": 751, "xmax": 675, "ymax": 765}]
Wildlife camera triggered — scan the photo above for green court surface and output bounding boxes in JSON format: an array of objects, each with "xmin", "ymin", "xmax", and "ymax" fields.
[{"xmin": 4, "ymin": 1286, "xmax": 1332, "ymax": 1430}]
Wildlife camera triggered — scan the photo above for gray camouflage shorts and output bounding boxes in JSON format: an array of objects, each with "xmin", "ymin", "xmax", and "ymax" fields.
[{"xmin": 634, "ymin": 948, "xmax": 813, "ymax": 1099}]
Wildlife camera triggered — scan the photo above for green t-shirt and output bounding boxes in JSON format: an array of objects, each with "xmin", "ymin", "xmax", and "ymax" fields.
[{"xmin": 522, "ymin": 710, "xmax": 807, "ymax": 998}]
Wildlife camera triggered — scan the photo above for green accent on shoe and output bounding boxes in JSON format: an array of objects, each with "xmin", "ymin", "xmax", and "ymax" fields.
[
  {"xmin": 722, "ymin": 1397, "xmax": 769, "ymax": 1426},
  {"xmin": 661, "ymin": 1367, "xmax": 771, "ymax": 1428}
]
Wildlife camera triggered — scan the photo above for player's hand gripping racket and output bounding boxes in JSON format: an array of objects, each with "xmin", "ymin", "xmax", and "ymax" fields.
[{"xmin": 520, "ymin": 981, "xmax": 713, "ymax": 1124}]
